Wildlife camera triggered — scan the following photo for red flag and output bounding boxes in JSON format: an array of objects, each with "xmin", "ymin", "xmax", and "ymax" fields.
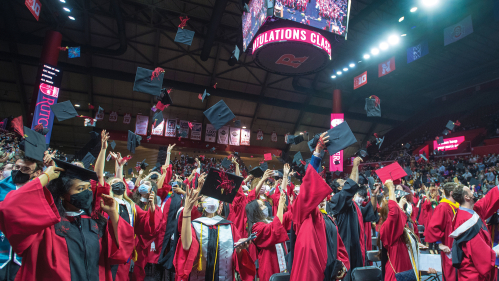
[
  {"xmin": 378, "ymin": 57, "xmax": 395, "ymax": 77},
  {"xmin": 353, "ymin": 71, "xmax": 367, "ymax": 90}
]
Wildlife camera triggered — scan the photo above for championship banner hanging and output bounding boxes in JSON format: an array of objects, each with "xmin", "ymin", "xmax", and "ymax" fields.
[
  {"xmin": 151, "ymin": 121, "xmax": 165, "ymax": 136},
  {"xmin": 353, "ymin": 71, "xmax": 367, "ymax": 90},
  {"xmin": 165, "ymin": 119, "xmax": 177, "ymax": 137},
  {"xmin": 25, "ymin": 0, "xmax": 41, "ymax": 21},
  {"xmin": 135, "ymin": 115, "xmax": 149, "ymax": 135},
  {"xmin": 123, "ymin": 113, "xmax": 132, "ymax": 124},
  {"xmin": 257, "ymin": 129, "xmax": 264, "ymax": 140},
  {"xmin": 205, "ymin": 124, "xmax": 216, "ymax": 142},
  {"xmin": 179, "ymin": 120, "xmax": 189, "ymax": 138},
  {"xmin": 241, "ymin": 128, "xmax": 251, "ymax": 146},
  {"xmin": 218, "ymin": 126, "xmax": 229, "ymax": 144},
  {"xmin": 378, "ymin": 57, "xmax": 395, "ymax": 77},
  {"xmin": 95, "ymin": 106, "xmax": 105, "ymax": 121},
  {"xmin": 190, "ymin": 122, "xmax": 202, "ymax": 140},
  {"xmin": 109, "ymin": 111, "xmax": 118, "ymax": 122},
  {"xmin": 444, "ymin": 15, "xmax": 473, "ymax": 46},
  {"xmin": 229, "ymin": 127, "xmax": 241, "ymax": 146},
  {"xmin": 271, "ymin": 131, "xmax": 277, "ymax": 142},
  {"xmin": 407, "ymin": 40, "xmax": 429, "ymax": 63}
]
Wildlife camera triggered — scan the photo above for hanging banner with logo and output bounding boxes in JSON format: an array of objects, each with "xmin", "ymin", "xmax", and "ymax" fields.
[
  {"xmin": 109, "ymin": 111, "xmax": 118, "ymax": 122},
  {"xmin": 284, "ymin": 133, "xmax": 290, "ymax": 144},
  {"xmin": 179, "ymin": 120, "xmax": 189, "ymax": 138},
  {"xmin": 25, "ymin": 0, "xmax": 41, "ymax": 21},
  {"xmin": 190, "ymin": 122, "xmax": 202, "ymax": 140},
  {"xmin": 165, "ymin": 119, "xmax": 177, "ymax": 137},
  {"xmin": 229, "ymin": 127, "xmax": 241, "ymax": 146},
  {"xmin": 271, "ymin": 131, "xmax": 277, "ymax": 142},
  {"xmin": 31, "ymin": 83, "xmax": 59, "ymax": 144},
  {"xmin": 218, "ymin": 126, "xmax": 229, "ymax": 144},
  {"xmin": 257, "ymin": 129, "xmax": 264, "ymax": 140},
  {"xmin": 378, "ymin": 57, "xmax": 395, "ymax": 77},
  {"xmin": 151, "ymin": 121, "xmax": 165, "ymax": 136},
  {"xmin": 95, "ymin": 106, "xmax": 105, "ymax": 121},
  {"xmin": 205, "ymin": 124, "xmax": 217, "ymax": 142},
  {"xmin": 407, "ymin": 40, "xmax": 429, "ymax": 63},
  {"xmin": 330, "ymin": 113, "xmax": 344, "ymax": 172},
  {"xmin": 353, "ymin": 71, "xmax": 367, "ymax": 90},
  {"xmin": 444, "ymin": 15, "xmax": 473, "ymax": 46},
  {"xmin": 123, "ymin": 113, "xmax": 131, "ymax": 124},
  {"xmin": 241, "ymin": 128, "xmax": 251, "ymax": 146},
  {"xmin": 135, "ymin": 115, "xmax": 149, "ymax": 135}
]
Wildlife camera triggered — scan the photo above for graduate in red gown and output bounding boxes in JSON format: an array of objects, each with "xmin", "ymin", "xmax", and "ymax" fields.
[
  {"xmin": 424, "ymin": 182, "xmax": 460, "ymax": 281},
  {"xmin": 0, "ymin": 157, "xmax": 135, "ymax": 281},
  {"xmin": 355, "ymin": 186, "xmax": 380, "ymax": 255},
  {"xmin": 420, "ymin": 183, "xmax": 440, "ymax": 229},
  {"xmin": 246, "ymin": 164, "xmax": 293, "ymax": 281},
  {"xmin": 379, "ymin": 180, "xmax": 420, "ymax": 281},
  {"xmin": 450, "ymin": 184, "xmax": 499, "ymax": 281},
  {"xmin": 291, "ymin": 132, "xmax": 350, "ymax": 281}
]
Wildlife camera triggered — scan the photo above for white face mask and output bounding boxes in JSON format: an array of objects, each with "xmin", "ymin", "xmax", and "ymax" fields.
[
  {"xmin": 140, "ymin": 197, "xmax": 148, "ymax": 203},
  {"xmin": 406, "ymin": 203, "xmax": 413, "ymax": 215},
  {"xmin": 354, "ymin": 196, "xmax": 364, "ymax": 206},
  {"xmin": 202, "ymin": 197, "xmax": 219, "ymax": 214},
  {"xmin": 2, "ymin": 169, "xmax": 12, "ymax": 178},
  {"xmin": 261, "ymin": 206, "xmax": 268, "ymax": 217},
  {"xmin": 127, "ymin": 180, "xmax": 135, "ymax": 190}
]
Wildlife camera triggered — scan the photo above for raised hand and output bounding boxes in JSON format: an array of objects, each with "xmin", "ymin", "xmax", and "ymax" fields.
[
  {"xmin": 101, "ymin": 194, "xmax": 118, "ymax": 218},
  {"xmin": 353, "ymin": 157, "xmax": 363, "ymax": 167},
  {"xmin": 262, "ymin": 169, "xmax": 273, "ymax": 180},
  {"xmin": 101, "ymin": 130, "xmax": 110, "ymax": 150},
  {"xmin": 148, "ymin": 191, "xmax": 156, "ymax": 212},
  {"xmin": 167, "ymin": 143, "xmax": 176, "ymax": 153},
  {"xmin": 184, "ymin": 185, "xmax": 200, "ymax": 213},
  {"xmin": 283, "ymin": 163, "xmax": 290, "ymax": 175}
]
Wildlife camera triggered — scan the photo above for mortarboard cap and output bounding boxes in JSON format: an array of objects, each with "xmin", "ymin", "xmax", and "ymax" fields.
[
  {"xmin": 469, "ymin": 178, "xmax": 479, "ymax": 187},
  {"xmin": 404, "ymin": 143, "xmax": 410, "ymax": 149},
  {"xmin": 404, "ymin": 167, "xmax": 412, "ymax": 176},
  {"xmin": 139, "ymin": 159, "xmax": 148, "ymax": 170},
  {"xmin": 210, "ymin": 147, "xmax": 216, "ymax": 152},
  {"xmin": 21, "ymin": 126, "xmax": 46, "ymax": 162},
  {"xmin": 110, "ymin": 140, "xmax": 116, "ymax": 150},
  {"xmin": 249, "ymin": 167, "xmax": 264, "ymax": 177},
  {"xmin": 334, "ymin": 171, "xmax": 341, "ymax": 176},
  {"xmin": 375, "ymin": 162, "xmax": 407, "ymax": 184},
  {"xmin": 368, "ymin": 177, "xmax": 375, "ymax": 189},
  {"xmin": 364, "ymin": 170, "xmax": 371, "ymax": 177},
  {"xmin": 159, "ymin": 88, "xmax": 173, "ymax": 105},
  {"xmin": 81, "ymin": 152, "xmax": 96, "ymax": 169},
  {"xmin": 293, "ymin": 151, "xmax": 303, "ymax": 164},
  {"xmin": 174, "ymin": 28, "xmax": 195, "ymax": 46},
  {"xmin": 325, "ymin": 121, "xmax": 357, "ymax": 155},
  {"xmin": 394, "ymin": 189, "xmax": 410, "ymax": 199},
  {"xmin": 89, "ymin": 131, "xmax": 100, "ymax": 139},
  {"xmin": 244, "ymin": 3, "xmax": 249, "ymax": 12},
  {"xmin": 50, "ymin": 101, "xmax": 79, "ymax": 122},
  {"xmin": 127, "ymin": 130, "xmax": 142, "ymax": 154},
  {"xmin": 286, "ymin": 134, "xmax": 304, "ymax": 145},
  {"xmin": 128, "ymin": 168, "xmax": 133, "ymax": 175},
  {"xmin": 307, "ymin": 134, "xmax": 320, "ymax": 151},
  {"xmin": 232, "ymin": 45, "xmax": 240, "ymax": 61},
  {"xmin": 133, "ymin": 67, "xmax": 164, "ymax": 97},
  {"xmin": 445, "ymin": 120, "xmax": 455, "ymax": 131},
  {"xmin": 203, "ymin": 100, "xmax": 236, "ymax": 131},
  {"xmin": 199, "ymin": 168, "xmax": 244, "ymax": 203},
  {"xmin": 365, "ymin": 97, "xmax": 381, "ymax": 117},
  {"xmin": 152, "ymin": 111, "xmax": 164, "ymax": 129},
  {"xmin": 357, "ymin": 149, "xmax": 368, "ymax": 158},
  {"xmin": 221, "ymin": 158, "xmax": 231, "ymax": 169},
  {"xmin": 201, "ymin": 89, "xmax": 210, "ymax": 102},
  {"xmin": 442, "ymin": 130, "xmax": 449, "ymax": 136},
  {"xmin": 53, "ymin": 158, "xmax": 98, "ymax": 182},
  {"xmin": 260, "ymin": 162, "xmax": 268, "ymax": 171},
  {"xmin": 437, "ymin": 136, "xmax": 444, "ymax": 144},
  {"xmin": 264, "ymin": 153, "xmax": 272, "ymax": 161}
]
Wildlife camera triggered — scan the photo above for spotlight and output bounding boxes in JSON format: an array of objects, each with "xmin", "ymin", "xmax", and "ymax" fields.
[
  {"xmin": 388, "ymin": 35, "xmax": 400, "ymax": 45},
  {"xmin": 410, "ymin": 7, "xmax": 418, "ymax": 12},
  {"xmin": 343, "ymin": 68, "xmax": 348, "ymax": 71},
  {"xmin": 331, "ymin": 75, "xmax": 337, "ymax": 79},
  {"xmin": 349, "ymin": 63, "xmax": 355, "ymax": 68},
  {"xmin": 74, "ymin": 104, "xmax": 80, "ymax": 107},
  {"xmin": 401, "ymin": 34, "xmax": 407, "ymax": 36},
  {"xmin": 422, "ymin": 0, "xmax": 438, "ymax": 7},
  {"xmin": 63, "ymin": 7, "xmax": 71, "ymax": 12},
  {"xmin": 363, "ymin": 54, "xmax": 371, "ymax": 59},
  {"xmin": 242, "ymin": 126, "xmax": 247, "ymax": 129},
  {"xmin": 60, "ymin": 0, "xmax": 66, "ymax": 2},
  {"xmin": 68, "ymin": 16, "xmax": 75, "ymax": 20},
  {"xmin": 379, "ymin": 42, "xmax": 389, "ymax": 50},
  {"xmin": 399, "ymin": 16, "xmax": 404, "ymax": 22},
  {"xmin": 371, "ymin": 48, "xmax": 379, "ymax": 55},
  {"xmin": 337, "ymin": 71, "xmax": 342, "ymax": 75}
]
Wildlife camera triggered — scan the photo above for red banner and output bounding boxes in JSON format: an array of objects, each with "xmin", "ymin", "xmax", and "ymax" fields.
[
  {"xmin": 378, "ymin": 57, "xmax": 395, "ymax": 77},
  {"xmin": 25, "ymin": 0, "xmax": 41, "ymax": 21},
  {"xmin": 354, "ymin": 71, "xmax": 367, "ymax": 90}
]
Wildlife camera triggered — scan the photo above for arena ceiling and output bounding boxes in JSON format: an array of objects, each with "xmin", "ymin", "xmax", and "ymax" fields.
[{"xmin": 0, "ymin": 0, "xmax": 498, "ymax": 159}]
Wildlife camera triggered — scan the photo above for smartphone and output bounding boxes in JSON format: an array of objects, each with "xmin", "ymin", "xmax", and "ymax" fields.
[{"xmin": 234, "ymin": 232, "xmax": 257, "ymax": 249}]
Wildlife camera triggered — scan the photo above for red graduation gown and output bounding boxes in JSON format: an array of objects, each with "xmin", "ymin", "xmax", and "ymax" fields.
[
  {"xmin": 420, "ymin": 195, "xmax": 439, "ymax": 229},
  {"xmin": 252, "ymin": 213, "xmax": 291, "ymax": 281},
  {"xmin": 0, "ymin": 179, "xmax": 135, "ymax": 281},
  {"xmin": 228, "ymin": 187, "xmax": 257, "ymax": 235},
  {"xmin": 380, "ymin": 200, "xmax": 413, "ymax": 281},
  {"xmin": 290, "ymin": 166, "xmax": 350, "ymax": 281},
  {"xmin": 424, "ymin": 199, "xmax": 458, "ymax": 281},
  {"xmin": 452, "ymin": 187, "xmax": 499, "ymax": 281}
]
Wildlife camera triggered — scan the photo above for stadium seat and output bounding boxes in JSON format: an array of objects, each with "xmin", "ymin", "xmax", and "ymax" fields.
[
  {"xmin": 351, "ymin": 266, "xmax": 382, "ymax": 281},
  {"xmin": 269, "ymin": 273, "xmax": 290, "ymax": 281},
  {"xmin": 367, "ymin": 250, "xmax": 380, "ymax": 263}
]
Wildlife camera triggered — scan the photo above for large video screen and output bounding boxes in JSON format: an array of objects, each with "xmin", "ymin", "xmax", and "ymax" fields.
[
  {"xmin": 242, "ymin": 0, "xmax": 269, "ymax": 51},
  {"xmin": 433, "ymin": 136, "xmax": 465, "ymax": 151},
  {"xmin": 274, "ymin": 0, "xmax": 350, "ymax": 36}
]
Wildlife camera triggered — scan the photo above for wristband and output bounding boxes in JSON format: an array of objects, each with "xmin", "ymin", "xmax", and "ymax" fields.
[
  {"xmin": 183, "ymin": 216, "xmax": 191, "ymax": 218},
  {"xmin": 43, "ymin": 172, "xmax": 51, "ymax": 181},
  {"xmin": 167, "ymin": 152, "xmax": 171, "ymax": 155}
]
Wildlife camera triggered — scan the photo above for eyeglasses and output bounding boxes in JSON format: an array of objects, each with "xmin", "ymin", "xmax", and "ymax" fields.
[{"xmin": 13, "ymin": 165, "xmax": 34, "ymax": 174}]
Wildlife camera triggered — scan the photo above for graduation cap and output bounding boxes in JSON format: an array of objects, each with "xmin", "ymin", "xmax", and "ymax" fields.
[
  {"xmin": 199, "ymin": 168, "xmax": 244, "ymax": 204},
  {"xmin": 469, "ymin": 178, "xmax": 479, "ymax": 187},
  {"xmin": 404, "ymin": 143, "xmax": 411, "ymax": 149},
  {"xmin": 365, "ymin": 95, "xmax": 381, "ymax": 117},
  {"xmin": 394, "ymin": 189, "xmax": 410, "ymax": 199},
  {"xmin": 89, "ymin": 131, "xmax": 100, "ymax": 139},
  {"xmin": 375, "ymin": 135, "xmax": 384, "ymax": 149},
  {"xmin": 156, "ymin": 88, "xmax": 173, "ymax": 111},
  {"xmin": 210, "ymin": 147, "xmax": 216, "ymax": 152},
  {"xmin": 307, "ymin": 134, "xmax": 320, "ymax": 152},
  {"xmin": 442, "ymin": 130, "xmax": 449, "ymax": 136},
  {"xmin": 151, "ymin": 162, "xmax": 162, "ymax": 172},
  {"xmin": 357, "ymin": 149, "xmax": 368, "ymax": 158},
  {"xmin": 152, "ymin": 111, "xmax": 164, "ymax": 129},
  {"xmin": 203, "ymin": 100, "xmax": 236, "ymax": 131},
  {"xmin": 286, "ymin": 134, "xmax": 305, "ymax": 145},
  {"xmin": 81, "ymin": 152, "xmax": 96, "ymax": 169},
  {"xmin": 139, "ymin": 159, "xmax": 149, "ymax": 170},
  {"xmin": 128, "ymin": 168, "xmax": 133, "ymax": 175},
  {"xmin": 293, "ymin": 151, "xmax": 303, "ymax": 164},
  {"xmin": 264, "ymin": 153, "xmax": 272, "ymax": 161},
  {"xmin": 221, "ymin": 158, "xmax": 231, "ymax": 169},
  {"xmin": 334, "ymin": 171, "xmax": 341, "ymax": 176},
  {"xmin": 174, "ymin": 27, "xmax": 195, "ymax": 46},
  {"xmin": 368, "ymin": 177, "xmax": 375, "ymax": 189},
  {"xmin": 110, "ymin": 140, "xmax": 116, "ymax": 150},
  {"xmin": 200, "ymin": 89, "xmax": 210, "ymax": 102},
  {"xmin": 244, "ymin": 3, "xmax": 249, "ymax": 12},
  {"xmin": 375, "ymin": 162, "xmax": 407, "ymax": 184},
  {"xmin": 33, "ymin": 124, "xmax": 49, "ymax": 136},
  {"xmin": 260, "ymin": 162, "xmax": 268, "ymax": 171},
  {"xmin": 324, "ymin": 121, "xmax": 357, "ymax": 155},
  {"xmin": 20, "ymin": 126, "xmax": 46, "ymax": 162},
  {"xmin": 437, "ymin": 136, "xmax": 444, "ymax": 144},
  {"xmin": 232, "ymin": 45, "xmax": 240, "ymax": 61},
  {"xmin": 53, "ymin": 158, "xmax": 98, "ymax": 182},
  {"xmin": 133, "ymin": 67, "xmax": 164, "ymax": 97},
  {"xmin": 127, "ymin": 130, "xmax": 142, "ymax": 154},
  {"xmin": 234, "ymin": 120, "xmax": 241, "ymax": 128},
  {"xmin": 50, "ymin": 101, "xmax": 79, "ymax": 122},
  {"xmin": 404, "ymin": 167, "xmax": 412, "ymax": 176},
  {"xmin": 249, "ymin": 166, "xmax": 264, "ymax": 177},
  {"xmin": 445, "ymin": 120, "xmax": 455, "ymax": 131}
]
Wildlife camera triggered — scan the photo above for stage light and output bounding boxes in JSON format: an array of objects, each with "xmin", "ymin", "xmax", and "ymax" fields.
[
  {"xmin": 68, "ymin": 16, "xmax": 75, "ymax": 20},
  {"xmin": 370, "ymin": 48, "xmax": 379, "ymax": 55},
  {"xmin": 337, "ymin": 71, "xmax": 342, "ymax": 75},
  {"xmin": 343, "ymin": 68, "xmax": 348, "ymax": 71},
  {"xmin": 242, "ymin": 126, "xmax": 247, "ymax": 129},
  {"xmin": 399, "ymin": 16, "xmax": 404, "ymax": 22},
  {"xmin": 74, "ymin": 104, "xmax": 80, "ymax": 107},
  {"xmin": 422, "ymin": 0, "xmax": 438, "ymax": 7},
  {"xmin": 331, "ymin": 75, "xmax": 337, "ymax": 79},
  {"xmin": 388, "ymin": 35, "xmax": 400, "ymax": 45},
  {"xmin": 401, "ymin": 34, "xmax": 407, "ymax": 36},
  {"xmin": 379, "ymin": 42, "xmax": 389, "ymax": 50},
  {"xmin": 363, "ymin": 54, "xmax": 371, "ymax": 59},
  {"xmin": 63, "ymin": 7, "xmax": 71, "ymax": 12},
  {"xmin": 60, "ymin": 0, "xmax": 66, "ymax": 2},
  {"xmin": 349, "ymin": 63, "xmax": 355, "ymax": 67},
  {"xmin": 410, "ymin": 7, "xmax": 418, "ymax": 12}
]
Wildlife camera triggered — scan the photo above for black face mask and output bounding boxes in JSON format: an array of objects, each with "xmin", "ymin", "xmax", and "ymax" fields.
[
  {"xmin": 11, "ymin": 170, "xmax": 31, "ymax": 184},
  {"xmin": 111, "ymin": 182, "xmax": 126, "ymax": 195},
  {"xmin": 69, "ymin": 189, "xmax": 93, "ymax": 214}
]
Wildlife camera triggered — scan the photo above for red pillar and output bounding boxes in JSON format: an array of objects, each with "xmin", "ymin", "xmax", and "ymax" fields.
[
  {"xmin": 28, "ymin": 30, "xmax": 62, "ymax": 127},
  {"xmin": 332, "ymin": 89, "xmax": 341, "ymax": 113}
]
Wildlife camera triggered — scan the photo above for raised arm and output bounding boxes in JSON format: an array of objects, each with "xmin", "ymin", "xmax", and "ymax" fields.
[
  {"xmin": 254, "ymin": 169, "xmax": 273, "ymax": 196},
  {"xmin": 234, "ymin": 157, "xmax": 241, "ymax": 176},
  {"xmin": 181, "ymin": 185, "xmax": 200, "ymax": 250},
  {"xmin": 95, "ymin": 130, "xmax": 110, "ymax": 186},
  {"xmin": 350, "ymin": 156, "xmax": 362, "ymax": 184}
]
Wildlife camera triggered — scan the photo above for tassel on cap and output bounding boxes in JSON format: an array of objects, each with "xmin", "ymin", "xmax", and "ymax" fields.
[{"xmin": 151, "ymin": 67, "xmax": 165, "ymax": 81}]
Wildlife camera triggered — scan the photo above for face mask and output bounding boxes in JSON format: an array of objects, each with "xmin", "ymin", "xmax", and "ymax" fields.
[
  {"xmin": 127, "ymin": 180, "xmax": 135, "ymax": 190},
  {"xmin": 138, "ymin": 184, "xmax": 151, "ymax": 195},
  {"xmin": 261, "ymin": 206, "xmax": 268, "ymax": 218},
  {"xmin": 69, "ymin": 189, "xmax": 93, "ymax": 213},
  {"xmin": 112, "ymin": 182, "xmax": 126, "ymax": 195},
  {"xmin": 140, "ymin": 197, "xmax": 148, "ymax": 203},
  {"xmin": 11, "ymin": 170, "xmax": 30, "ymax": 184},
  {"xmin": 354, "ymin": 196, "xmax": 364, "ymax": 206},
  {"xmin": 406, "ymin": 203, "xmax": 413, "ymax": 215},
  {"xmin": 2, "ymin": 169, "xmax": 12, "ymax": 178},
  {"xmin": 202, "ymin": 197, "xmax": 219, "ymax": 214}
]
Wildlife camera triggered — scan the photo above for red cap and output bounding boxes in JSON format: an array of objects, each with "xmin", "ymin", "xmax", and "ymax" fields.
[
  {"xmin": 375, "ymin": 162, "xmax": 407, "ymax": 184},
  {"xmin": 264, "ymin": 153, "xmax": 272, "ymax": 161}
]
